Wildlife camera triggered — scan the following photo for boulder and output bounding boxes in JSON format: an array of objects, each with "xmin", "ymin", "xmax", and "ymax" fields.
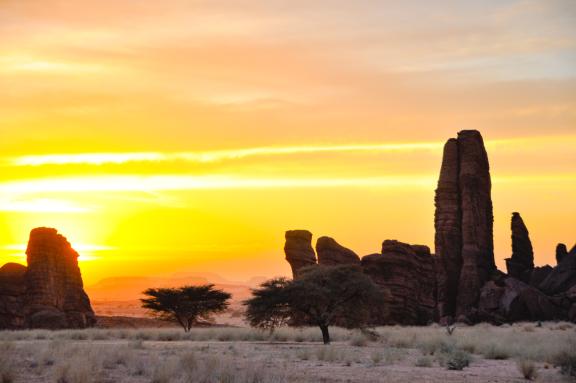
[
  {"xmin": 316, "ymin": 237, "xmax": 360, "ymax": 266},
  {"xmin": 284, "ymin": 230, "xmax": 317, "ymax": 278},
  {"xmin": 502, "ymin": 278, "xmax": 560, "ymax": 321},
  {"xmin": 539, "ymin": 248, "xmax": 576, "ymax": 295}
]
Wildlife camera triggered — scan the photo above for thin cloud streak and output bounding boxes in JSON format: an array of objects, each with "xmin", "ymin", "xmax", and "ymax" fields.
[
  {"xmin": 11, "ymin": 136, "xmax": 573, "ymax": 167},
  {"xmin": 10, "ymin": 142, "xmax": 444, "ymax": 166}
]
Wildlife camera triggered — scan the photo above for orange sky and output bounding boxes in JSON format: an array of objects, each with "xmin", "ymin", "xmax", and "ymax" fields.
[{"xmin": 0, "ymin": 0, "xmax": 575, "ymax": 286}]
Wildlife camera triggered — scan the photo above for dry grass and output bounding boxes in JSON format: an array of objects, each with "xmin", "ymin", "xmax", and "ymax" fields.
[{"xmin": 0, "ymin": 322, "xmax": 574, "ymax": 382}]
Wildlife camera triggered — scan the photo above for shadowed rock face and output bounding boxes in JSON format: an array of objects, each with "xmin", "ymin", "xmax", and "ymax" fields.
[
  {"xmin": 284, "ymin": 230, "xmax": 317, "ymax": 278},
  {"xmin": 0, "ymin": 228, "xmax": 95, "ymax": 329},
  {"xmin": 556, "ymin": 244, "xmax": 569, "ymax": 265},
  {"xmin": 434, "ymin": 138, "xmax": 462, "ymax": 320},
  {"xmin": 316, "ymin": 237, "xmax": 360, "ymax": 266},
  {"xmin": 539, "ymin": 244, "xmax": 576, "ymax": 295},
  {"xmin": 435, "ymin": 130, "xmax": 495, "ymax": 321},
  {"xmin": 505, "ymin": 213, "xmax": 534, "ymax": 283},
  {"xmin": 362, "ymin": 240, "xmax": 436, "ymax": 325},
  {"xmin": 0, "ymin": 263, "xmax": 27, "ymax": 328}
]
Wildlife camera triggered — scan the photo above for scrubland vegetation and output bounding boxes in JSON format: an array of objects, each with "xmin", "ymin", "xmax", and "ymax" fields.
[{"xmin": 0, "ymin": 322, "xmax": 575, "ymax": 382}]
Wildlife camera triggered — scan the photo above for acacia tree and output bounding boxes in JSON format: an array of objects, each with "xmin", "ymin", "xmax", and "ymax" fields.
[
  {"xmin": 244, "ymin": 265, "xmax": 385, "ymax": 344},
  {"xmin": 141, "ymin": 284, "xmax": 231, "ymax": 332}
]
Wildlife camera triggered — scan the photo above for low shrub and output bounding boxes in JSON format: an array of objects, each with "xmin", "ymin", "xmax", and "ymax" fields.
[
  {"xmin": 445, "ymin": 350, "xmax": 472, "ymax": 371},
  {"xmin": 553, "ymin": 348, "xmax": 576, "ymax": 377},
  {"xmin": 349, "ymin": 333, "xmax": 369, "ymax": 347},
  {"xmin": 415, "ymin": 356, "xmax": 433, "ymax": 367},
  {"xmin": 516, "ymin": 360, "xmax": 538, "ymax": 380},
  {"xmin": 483, "ymin": 345, "xmax": 510, "ymax": 360}
]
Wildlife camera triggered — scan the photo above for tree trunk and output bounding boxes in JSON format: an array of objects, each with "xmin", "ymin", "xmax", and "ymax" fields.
[{"xmin": 320, "ymin": 324, "xmax": 330, "ymax": 345}]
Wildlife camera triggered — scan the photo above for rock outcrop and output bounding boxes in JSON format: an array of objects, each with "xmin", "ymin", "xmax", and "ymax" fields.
[
  {"xmin": 556, "ymin": 244, "xmax": 569, "ymax": 264},
  {"xmin": 539, "ymin": 245, "xmax": 576, "ymax": 295},
  {"xmin": 505, "ymin": 213, "xmax": 534, "ymax": 283},
  {"xmin": 479, "ymin": 277, "xmax": 562, "ymax": 322},
  {"xmin": 0, "ymin": 228, "xmax": 95, "ymax": 329},
  {"xmin": 316, "ymin": 237, "xmax": 360, "ymax": 266},
  {"xmin": 362, "ymin": 241, "xmax": 436, "ymax": 325},
  {"xmin": 0, "ymin": 263, "xmax": 27, "ymax": 328},
  {"xmin": 283, "ymin": 130, "xmax": 576, "ymax": 325},
  {"xmin": 435, "ymin": 130, "xmax": 495, "ymax": 322},
  {"xmin": 284, "ymin": 230, "xmax": 317, "ymax": 278}
]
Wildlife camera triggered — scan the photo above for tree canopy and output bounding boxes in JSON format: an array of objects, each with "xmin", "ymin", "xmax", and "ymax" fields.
[
  {"xmin": 244, "ymin": 265, "xmax": 385, "ymax": 344},
  {"xmin": 141, "ymin": 284, "xmax": 231, "ymax": 332}
]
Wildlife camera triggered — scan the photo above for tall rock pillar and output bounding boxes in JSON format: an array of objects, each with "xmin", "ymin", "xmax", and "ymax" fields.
[{"xmin": 435, "ymin": 130, "xmax": 495, "ymax": 321}]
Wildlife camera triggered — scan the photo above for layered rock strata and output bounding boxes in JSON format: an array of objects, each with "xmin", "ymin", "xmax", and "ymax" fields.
[
  {"xmin": 0, "ymin": 228, "xmax": 95, "ymax": 329},
  {"xmin": 435, "ymin": 130, "xmax": 495, "ymax": 322}
]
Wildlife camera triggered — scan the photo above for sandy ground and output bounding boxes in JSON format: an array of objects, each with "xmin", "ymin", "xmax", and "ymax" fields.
[{"xmin": 2, "ymin": 338, "xmax": 570, "ymax": 383}]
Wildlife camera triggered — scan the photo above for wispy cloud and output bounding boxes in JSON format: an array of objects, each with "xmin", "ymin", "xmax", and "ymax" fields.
[{"xmin": 10, "ymin": 142, "xmax": 444, "ymax": 166}]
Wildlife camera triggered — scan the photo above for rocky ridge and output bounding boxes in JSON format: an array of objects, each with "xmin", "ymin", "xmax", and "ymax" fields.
[{"xmin": 284, "ymin": 130, "xmax": 576, "ymax": 324}]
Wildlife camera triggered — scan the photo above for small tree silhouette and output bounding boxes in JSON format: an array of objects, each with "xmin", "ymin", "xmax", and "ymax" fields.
[
  {"xmin": 141, "ymin": 284, "xmax": 231, "ymax": 332},
  {"xmin": 244, "ymin": 265, "xmax": 385, "ymax": 344}
]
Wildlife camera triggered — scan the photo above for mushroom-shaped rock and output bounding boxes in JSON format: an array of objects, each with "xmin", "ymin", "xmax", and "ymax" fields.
[{"xmin": 284, "ymin": 230, "xmax": 317, "ymax": 278}]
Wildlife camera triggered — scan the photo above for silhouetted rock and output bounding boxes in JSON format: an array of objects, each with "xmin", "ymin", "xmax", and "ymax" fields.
[
  {"xmin": 361, "ymin": 240, "xmax": 436, "ymax": 325},
  {"xmin": 556, "ymin": 244, "xmax": 568, "ymax": 265},
  {"xmin": 502, "ymin": 278, "xmax": 561, "ymax": 321},
  {"xmin": 434, "ymin": 138, "xmax": 462, "ymax": 321},
  {"xmin": 539, "ymin": 246, "xmax": 576, "ymax": 295},
  {"xmin": 505, "ymin": 213, "xmax": 534, "ymax": 283},
  {"xmin": 479, "ymin": 276, "xmax": 562, "ymax": 322},
  {"xmin": 0, "ymin": 263, "xmax": 27, "ymax": 328},
  {"xmin": 435, "ymin": 130, "xmax": 495, "ymax": 322},
  {"xmin": 284, "ymin": 230, "xmax": 317, "ymax": 278},
  {"xmin": 529, "ymin": 266, "xmax": 553, "ymax": 288},
  {"xmin": 316, "ymin": 237, "xmax": 360, "ymax": 266},
  {"xmin": 0, "ymin": 228, "xmax": 95, "ymax": 329}
]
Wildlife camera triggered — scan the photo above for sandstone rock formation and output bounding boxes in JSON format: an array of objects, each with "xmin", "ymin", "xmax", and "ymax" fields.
[
  {"xmin": 283, "ymin": 130, "xmax": 575, "ymax": 325},
  {"xmin": 505, "ymin": 213, "xmax": 534, "ymax": 283},
  {"xmin": 539, "ymin": 244, "xmax": 576, "ymax": 295},
  {"xmin": 556, "ymin": 244, "xmax": 568, "ymax": 264},
  {"xmin": 284, "ymin": 230, "xmax": 317, "ymax": 278},
  {"xmin": 435, "ymin": 130, "xmax": 495, "ymax": 322},
  {"xmin": 316, "ymin": 237, "xmax": 360, "ymax": 266},
  {"xmin": 362, "ymin": 240, "xmax": 436, "ymax": 325},
  {"xmin": 0, "ymin": 228, "xmax": 95, "ymax": 329},
  {"xmin": 479, "ymin": 276, "xmax": 562, "ymax": 322},
  {"xmin": 0, "ymin": 263, "xmax": 27, "ymax": 328}
]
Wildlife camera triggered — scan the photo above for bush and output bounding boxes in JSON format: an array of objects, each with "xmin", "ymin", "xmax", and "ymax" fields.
[
  {"xmin": 415, "ymin": 356, "xmax": 433, "ymax": 367},
  {"xmin": 483, "ymin": 345, "xmax": 510, "ymax": 360},
  {"xmin": 516, "ymin": 360, "xmax": 538, "ymax": 380},
  {"xmin": 445, "ymin": 350, "xmax": 472, "ymax": 371},
  {"xmin": 349, "ymin": 333, "xmax": 369, "ymax": 347}
]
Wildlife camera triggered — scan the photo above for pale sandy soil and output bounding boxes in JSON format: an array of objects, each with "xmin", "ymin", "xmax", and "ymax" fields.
[{"xmin": 1, "ymin": 324, "xmax": 574, "ymax": 383}]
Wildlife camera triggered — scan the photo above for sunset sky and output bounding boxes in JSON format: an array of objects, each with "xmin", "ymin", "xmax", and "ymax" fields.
[{"xmin": 0, "ymin": 0, "xmax": 575, "ymax": 286}]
